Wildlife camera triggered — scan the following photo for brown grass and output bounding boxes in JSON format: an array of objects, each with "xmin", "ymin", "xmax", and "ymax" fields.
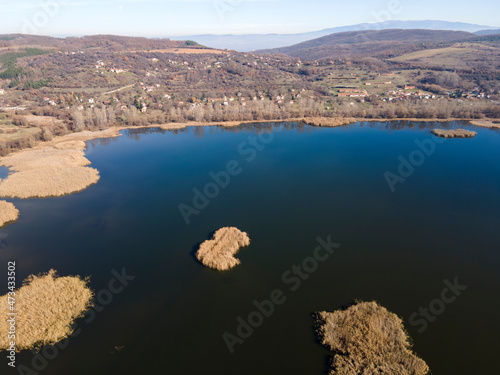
[
  {"xmin": 0, "ymin": 130, "xmax": 118, "ymax": 199},
  {"xmin": 14, "ymin": 115, "xmax": 65, "ymax": 127},
  {"xmin": 389, "ymin": 47, "xmax": 466, "ymax": 62},
  {"xmin": 303, "ymin": 117, "xmax": 356, "ymax": 127},
  {"xmin": 0, "ymin": 166, "xmax": 99, "ymax": 199},
  {"xmin": 0, "ymin": 200, "xmax": 19, "ymax": 228},
  {"xmin": 0, "ymin": 125, "xmax": 41, "ymax": 141},
  {"xmin": 316, "ymin": 301, "xmax": 429, "ymax": 375},
  {"xmin": 1, "ymin": 147, "xmax": 91, "ymax": 172},
  {"xmin": 53, "ymin": 140, "xmax": 87, "ymax": 150},
  {"xmin": 432, "ymin": 128, "xmax": 477, "ymax": 138},
  {"xmin": 195, "ymin": 227, "xmax": 250, "ymax": 271},
  {"xmin": 469, "ymin": 119, "xmax": 500, "ymax": 129},
  {"xmin": 44, "ymin": 129, "xmax": 122, "ymax": 144},
  {"xmin": 0, "ymin": 270, "xmax": 93, "ymax": 351}
]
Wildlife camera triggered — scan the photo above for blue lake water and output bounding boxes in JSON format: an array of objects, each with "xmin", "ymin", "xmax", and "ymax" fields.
[
  {"xmin": 0, "ymin": 166, "xmax": 9, "ymax": 180},
  {"xmin": 1, "ymin": 121, "xmax": 499, "ymax": 375}
]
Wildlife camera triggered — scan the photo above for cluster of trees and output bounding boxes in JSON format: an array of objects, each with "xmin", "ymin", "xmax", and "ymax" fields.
[
  {"xmin": 62, "ymin": 97, "xmax": 500, "ymax": 131},
  {"xmin": 419, "ymin": 71, "xmax": 462, "ymax": 89},
  {"xmin": 335, "ymin": 98, "xmax": 500, "ymax": 119},
  {"xmin": 1, "ymin": 94, "xmax": 499, "ymax": 156},
  {"xmin": 0, "ymin": 123, "xmax": 60, "ymax": 156},
  {"xmin": 64, "ymin": 100, "xmax": 321, "ymax": 130},
  {"xmin": 0, "ymin": 48, "xmax": 51, "ymax": 88},
  {"xmin": 23, "ymin": 79, "xmax": 50, "ymax": 90}
]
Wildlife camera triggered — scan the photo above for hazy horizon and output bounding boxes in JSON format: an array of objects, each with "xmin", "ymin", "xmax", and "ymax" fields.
[{"xmin": 0, "ymin": 0, "xmax": 499, "ymax": 37}]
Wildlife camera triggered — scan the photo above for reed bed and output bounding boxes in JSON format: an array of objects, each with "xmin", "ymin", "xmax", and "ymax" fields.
[
  {"xmin": 53, "ymin": 140, "xmax": 88, "ymax": 150},
  {"xmin": 432, "ymin": 128, "xmax": 477, "ymax": 138},
  {"xmin": 303, "ymin": 117, "xmax": 356, "ymax": 127},
  {"xmin": 0, "ymin": 137, "xmax": 101, "ymax": 199},
  {"xmin": 0, "ymin": 200, "xmax": 19, "ymax": 227},
  {"xmin": 1, "ymin": 147, "xmax": 91, "ymax": 172},
  {"xmin": 195, "ymin": 227, "xmax": 250, "ymax": 271},
  {"xmin": 48, "ymin": 129, "xmax": 122, "ymax": 143},
  {"xmin": 0, "ymin": 270, "xmax": 93, "ymax": 351},
  {"xmin": 469, "ymin": 119, "xmax": 500, "ymax": 129},
  {"xmin": 316, "ymin": 301, "xmax": 429, "ymax": 375},
  {"xmin": 0, "ymin": 166, "xmax": 99, "ymax": 199}
]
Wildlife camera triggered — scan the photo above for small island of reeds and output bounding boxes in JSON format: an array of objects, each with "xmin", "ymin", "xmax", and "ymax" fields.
[
  {"xmin": 0, "ymin": 270, "xmax": 93, "ymax": 351},
  {"xmin": 316, "ymin": 301, "xmax": 429, "ymax": 375},
  {"xmin": 195, "ymin": 227, "xmax": 250, "ymax": 271},
  {"xmin": 432, "ymin": 128, "xmax": 477, "ymax": 138}
]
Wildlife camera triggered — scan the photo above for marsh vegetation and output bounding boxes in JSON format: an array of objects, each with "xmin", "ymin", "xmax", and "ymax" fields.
[
  {"xmin": 316, "ymin": 301, "xmax": 429, "ymax": 375},
  {"xmin": 0, "ymin": 270, "xmax": 93, "ymax": 351},
  {"xmin": 195, "ymin": 227, "xmax": 250, "ymax": 271},
  {"xmin": 0, "ymin": 200, "xmax": 18, "ymax": 227}
]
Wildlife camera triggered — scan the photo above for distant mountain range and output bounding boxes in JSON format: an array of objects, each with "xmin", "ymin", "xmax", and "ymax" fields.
[{"xmin": 170, "ymin": 20, "xmax": 498, "ymax": 51}]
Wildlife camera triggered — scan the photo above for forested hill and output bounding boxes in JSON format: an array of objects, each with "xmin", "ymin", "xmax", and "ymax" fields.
[
  {"xmin": 0, "ymin": 34, "xmax": 203, "ymax": 52},
  {"xmin": 256, "ymin": 29, "xmax": 477, "ymax": 60}
]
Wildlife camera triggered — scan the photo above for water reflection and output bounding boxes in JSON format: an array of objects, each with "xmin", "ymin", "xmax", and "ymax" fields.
[
  {"xmin": 119, "ymin": 119, "xmax": 483, "ymax": 141},
  {"xmin": 87, "ymin": 135, "xmax": 120, "ymax": 152}
]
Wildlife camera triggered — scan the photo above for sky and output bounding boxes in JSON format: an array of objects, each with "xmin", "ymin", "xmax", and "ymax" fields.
[{"xmin": 0, "ymin": 0, "xmax": 499, "ymax": 37}]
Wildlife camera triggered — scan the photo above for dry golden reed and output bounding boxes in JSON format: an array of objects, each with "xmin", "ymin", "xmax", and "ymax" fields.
[
  {"xmin": 303, "ymin": 117, "xmax": 356, "ymax": 127},
  {"xmin": 0, "ymin": 166, "xmax": 100, "ymax": 199},
  {"xmin": 316, "ymin": 301, "xmax": 429, "ymax": 375},
  {"xmin": 432, "ymin": 129, "xmax": 477, "ymax": 138},
  {"xmin": 54, "ymin": 140, "xmax": 87, "ymax": 150},
  {"xmin": 0, "ymin": 139, "xmax": 101, "ymax": 199},
  {"xmin": 0, "ymin": 200, "xmax": 19, "ymax": 227},
  {"xmin": 196, "ymin": 227, "xmax": 250, "ymax": 271},
  {"xmin": 0, "ymin": 145, "xmax": 91, "ymax": 172},
  {"xmin": 0, "ymin": 270, "xmax": 93, "ymax": 351},
  {"xmin": 469, "ymin": 119, "xmax": 500, "ymax": 129}
]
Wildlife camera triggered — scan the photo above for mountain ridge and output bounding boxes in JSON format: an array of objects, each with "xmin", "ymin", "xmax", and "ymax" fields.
[
  {"xmin": 255, "ymin": 29, "xmax": 479, "ymax": 60},
  {"xmin": 170, "ymin": 20, "xmax": 497, "ymax": 51}
]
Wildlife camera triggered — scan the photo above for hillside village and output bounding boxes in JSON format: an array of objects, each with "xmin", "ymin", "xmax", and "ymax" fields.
[{"xmin": 0, "ymin": 49, "xmax": 494, "ymax": 109}]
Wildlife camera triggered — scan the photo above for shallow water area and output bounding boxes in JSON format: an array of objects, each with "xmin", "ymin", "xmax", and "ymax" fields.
[{"xmin": 0, "ymin": 166, "xmax": 9, "ymax": 180}]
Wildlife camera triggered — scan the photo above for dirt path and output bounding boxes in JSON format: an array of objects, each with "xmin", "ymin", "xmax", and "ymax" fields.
[{"xmin": 100, "ymin": 84, "xmax": 135, "ymax": 96}]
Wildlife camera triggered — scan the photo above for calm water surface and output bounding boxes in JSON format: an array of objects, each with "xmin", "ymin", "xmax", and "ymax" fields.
[
  {"xmin": 0, "ymin": 166, "xmax": 9, "ymax": 180},
  {"xmin": 1, "ymin": 121, "xmax": 499, "ymax": 375}
]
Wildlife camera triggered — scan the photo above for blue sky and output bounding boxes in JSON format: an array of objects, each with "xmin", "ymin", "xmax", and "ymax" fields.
[{"xmin": 0, "ymin": 0, "xmax": 499, "ymax": 36}]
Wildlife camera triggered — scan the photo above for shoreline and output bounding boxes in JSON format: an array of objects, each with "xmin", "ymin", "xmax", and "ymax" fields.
[
  {"xmin": 2, "ymin": 115, "xmax": 499, "ymax": 157},
  {"xmin": 0, "ymin": 116, "xmax": 498, "ymax": 229}
]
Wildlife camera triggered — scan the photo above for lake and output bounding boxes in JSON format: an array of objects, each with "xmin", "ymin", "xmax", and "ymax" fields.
[{"xmin": 1, "ymin": 121, "xmax": 499, "ymax": 375}]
